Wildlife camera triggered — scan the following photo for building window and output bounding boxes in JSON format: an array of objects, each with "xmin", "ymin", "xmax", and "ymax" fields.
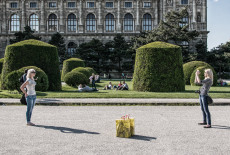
[
  {"xmin": 125, "ymin": 2, "xmax": 132, "ymax": 8},
  {"xmin": 48, "ymin": 14, "xmax": 58, "ymax": 31},
  {"xmin": 87, "ymin": 2, "xmax": 95, "ymax": 8},
  {"xmin": 86, "ymin": 13, "xmax": 96, "ymax": 32},
  {"xmin": 143, "ymin": 2, "xmax": 151, "ymax": 8},
  {"xmin": 180, "ymin": 16, "xmax": 189, "ymax": 27},
  {"xmin": 29, "ymin": 14, "xmax": 39, "ymax": 31},
  {"xmin": 67, "ymin": 42, "xmax": 77, "ymax": 55},
  {"xmin": 106, "ymin": 2, "xmax": 113, "ymax": 7},
  {"xmin": 49, "ymin": 2, "xmax": 57, "ymax": 8},
  {"xmin": 124, "ymin": 13, "xmax": 133, "ymax": 32},
  {"xmin": 181, "ymin": 0, "xmax": 188, "ymax": 5},
  {"xmin": 67, "ymin": 14, "xmax": 77, "ymax": 32},
  {"xmin": 30, "ymin": 2, "xmax": 37, "ymax": 8},
  {"xmin": 197, "ymin": 12, "xmax": 201, "ymax": 22},
  {"xmin": 68, "ymin": 2, "xmax": 76, "ymax": 8},
  {"xmin": 105, "ymin": 13, "xmax": 115, "ymax": 32},
  {"xmin": 142, "ymin": 13, "xmax": 152, "ymax": 31},
  {"xmin": 10, "ymin": 14, "xmax": 20, "ymax": 32},
  {"xmin": 11, "ymin": 2, "xmax": 18, "ymax": 8}
]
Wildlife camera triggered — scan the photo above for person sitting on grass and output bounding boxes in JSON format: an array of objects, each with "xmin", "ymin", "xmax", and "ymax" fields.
[
  {"xmin": 117, "ymin": 81, "xmax": 129, "ymax": 90},
  {"xmin": 78, "ymin": 84, "xmax": 98, "ymax": 92},
  {"xmin": 113, "ymin": 81, "xmax": 122, "ymax": 89},
  {"xmin": 104, "ymin": 82, "xmax": 113, "ymax": 90}
]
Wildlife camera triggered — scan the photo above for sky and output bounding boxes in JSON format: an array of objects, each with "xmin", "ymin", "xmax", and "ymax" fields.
[{"xmin": 207, "ymin": 0, "xmax": 230, "ymax": 50}]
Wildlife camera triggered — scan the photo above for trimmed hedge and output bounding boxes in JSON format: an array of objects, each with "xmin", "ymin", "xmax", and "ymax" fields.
[
  {"xmin": 133, "ymin": 41, "xmax": 185, "ymax": 92},
  {"xmin": 0, "ymin": 58, "xmax": 3, "ymax": 74},
  {"xmin": 61, "ymin": 58, "xmax": 85, "ymax": 80},
  {"xmin": 183, "ymin": 61, "xmax": 212, "ymax": 85},
  {"xmin": 85, "ymin": 67, "xmax": 96, "ymax": 76},
  {"xmin": 4, "ymin": 66, "xmax": 49, "ymax": 91},
  {"xmin": 64, "ymin": 71, "xmax": 88, "ymax": 87},
  {"xmin": 190, "ymin": 66, "xmax": 217, "ymax": 86},
  {"xmin": 1, "ymin": 39, "xmax": 61, "ymax": 91},
  {"xmin": 72, "ymin": 67, "xmax": 91, "ymax": 78}
]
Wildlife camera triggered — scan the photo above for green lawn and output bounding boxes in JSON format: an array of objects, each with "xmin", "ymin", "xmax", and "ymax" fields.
[{"xmin": 0, "ymin": 80, "xmax": 229, "ymax": 99}]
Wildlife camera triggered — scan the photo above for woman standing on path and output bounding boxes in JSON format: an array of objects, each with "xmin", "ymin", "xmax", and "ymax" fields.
[
  {"xmin": 195, "ymin": 69, "xmax": 213, "ymax": 128},
  {"xmin": 20, "ymin": 69, "xmax": 37, "ymax": 126}
]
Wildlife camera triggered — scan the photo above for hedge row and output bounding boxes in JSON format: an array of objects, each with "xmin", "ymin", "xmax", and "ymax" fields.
[
  {"xmin": 1, "ymin": 39, "xmax": 61, "ymax": 91},
  {"xmin": 133, "ymin": 41, "xmax": 185, "ymax": 92}
]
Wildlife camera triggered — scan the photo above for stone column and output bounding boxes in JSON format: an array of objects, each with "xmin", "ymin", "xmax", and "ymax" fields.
[
  {"xmin": 59, "ymin": 0, "xmax": 65, "ymax": 33},
  {"xmin": 202, "ymin": 0, "xmax": 206, "ymax": 23},
  {"xmin": 78, "ymin": 0, "xmax": 84, "ymax": 33},
  {"xmin": 135, "ymin": 0, "xmax": 140, "ymax": 32},
  {"xmin": 154, "ymin": 0, "xmax": 158, "ymax": 26},
  {"xmin": 40, "ymin": 0, "xmax": 46, "ymax": 33},
  {"xmin": 162, "ymin": 0, "xmax": 166, "ymax": 21},
  {"xmin": 21, "ymin": 0, "xmax": 26, "ymax": 30},
  {"xmin": 116, "ymin": 0, "xmax": 121, "ymax": 32},
  {"xmin": 97, "ymin": 0, "xmax": 103, "ymax": 33},
  {"xmin": 2, "ymin": 0, "xmax": 7, "ymax": 33},
  {"xmin": 192, "ymin": 0, "xmax": 197, "ymax": 23}
]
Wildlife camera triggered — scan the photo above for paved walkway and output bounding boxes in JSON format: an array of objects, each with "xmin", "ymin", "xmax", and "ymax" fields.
[
  {"xmin": 0, "ymin": 106, "xmax": 230, "ymax": 154},
  {"xmin": 0, "ymin": 98, "xmax": 230, "ymax": 105}
]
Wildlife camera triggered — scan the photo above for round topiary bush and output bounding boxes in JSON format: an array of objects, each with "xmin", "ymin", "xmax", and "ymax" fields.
[
  {"xmin": 133, "ymin": 41, "xmax": 185, "ymax": 92},
  {"xmin": 183, "ymin": 61, "xmax": 212, "ymax": 85},
  {"xmin": 85, "ymin": 67, "xmax": 96, "ymax": 76},
  {"xmin": 71, "ymin": 67, "xmax": 91, "ymax": 78},
  {"xmin": 1, "ymin": 39, "xmax": 61, "ymax": 91},
  {"xmin": 64, "ymin": 71, "xmax": 88, "ymax": 87},
  {"xmin": 4, "ymin": 66, "xmax": 49, "ymax": 92},
  {"xmin": 61, "ymin": 58, "xmax": 85, "ymax": 80},
  {"xmin": 190, "ymin": 66, "xmax": 217, "ymax": 86}
]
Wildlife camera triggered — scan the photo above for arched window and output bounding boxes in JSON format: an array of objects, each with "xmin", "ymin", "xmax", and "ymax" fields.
[
  {"xmin": 197, "ymin": 12, "xmax": 201, "ymax": 22},
  {"xmin": 67, "ymin": 42, "xmax": 77, "ymax": 55},
  {"xmin": 181, "ymin": 0, "xmax": 188, "ymax": 4},
  {"xmin": 48, "ymin": 14, "xmax": 58, "ymax": 31},
  {"xmin": 86, "ymin": 13, "xmax": 96, "ymax": 32},
  {"xmin": 105, "ymin": 13, "xmax": 115, "ymax": 32},
  {"xmin": 124, "ymin": 13, "xmax": 133, "ymax": 32},
  {"xmin": 67, "ymin": 14, "xmax": 77, "ymax": 32},
  {"xmin": 142, "ymin": 13, "xmax": 152, "ymax": 31},
  {"xmin": 29, "ymin": 14, "xmax": 39, "ymax": 31},
  {"xmin": 10, "ymin": 14, "xmax": 20, "ymax": 31}
]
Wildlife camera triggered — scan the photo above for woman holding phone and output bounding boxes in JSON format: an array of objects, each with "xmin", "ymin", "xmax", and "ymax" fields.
[
  {"xmin": 20, "ymin": 69, "xmax": 37, "ymax": 126},
  {"xmin": 195, "ymin": 69, "xmax": 213, "ymax": 128}
]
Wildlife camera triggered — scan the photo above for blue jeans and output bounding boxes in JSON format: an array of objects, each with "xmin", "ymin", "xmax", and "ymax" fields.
[
  {"xmin": 26, "ymin": 95, "xmax": 36, "ymax": 123},
  {"xmin": 199, "ymin": 95, "xmax": 211, "ymax": 125},
  {"xmin": 92, "ymin": 80, "xmax": 96, "ymax": 89}
]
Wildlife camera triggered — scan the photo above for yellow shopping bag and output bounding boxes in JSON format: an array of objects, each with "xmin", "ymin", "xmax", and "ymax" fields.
[{"xmin": 116, "ymin": 117, "xmax": 135, "ymax": 138}]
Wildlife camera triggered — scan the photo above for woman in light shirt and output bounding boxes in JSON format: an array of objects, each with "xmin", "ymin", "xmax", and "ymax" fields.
[{"xmin": 20, "ymin": 69, "xmax": 37, "ymax": 126}]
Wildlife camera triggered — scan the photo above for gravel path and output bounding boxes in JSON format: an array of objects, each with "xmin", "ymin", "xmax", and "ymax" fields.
[{"xmin": 0, "ymin": 106, "xmax": 230, "ymax": 155}]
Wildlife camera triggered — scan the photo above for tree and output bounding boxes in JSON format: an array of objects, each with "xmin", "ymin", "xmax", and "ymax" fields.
[
  {"xmin": 48, "ymin": 32, "xmax": 67, "ymax": 64},
  {"xmin": 207, "ymin": 42, "xmax": 230, "ymax": 73},
  {"xmin": 10, "ymin": 26, "xmax": 41, "ymax": 44},
  {"xmin": 132, "ymin": 7, "xmax": 200, "ymax": 62},
  {"xmin": 195, "ymin": 40, "xmax": 207, "ymax": 61},
  {"xmin": 75, "ymin": 39, "xmax": 107, "ymax": 73},
  {"xmin": 109, "ymin": 34, "xmax": 130, "ymax": 72}
]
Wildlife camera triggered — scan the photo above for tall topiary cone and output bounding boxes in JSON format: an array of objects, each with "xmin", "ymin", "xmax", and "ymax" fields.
[
  {"xmin": 133, "ymin": 41, "xmax": 185, "ymax": 92},
  {"xmin": 1, "ymin": 39, "xmax": 61, "ymax": 91}
]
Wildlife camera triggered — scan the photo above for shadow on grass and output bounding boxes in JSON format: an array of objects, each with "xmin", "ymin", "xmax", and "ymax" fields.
[
  {"xmin": 34, "ymin": 125, "xmax": 100, "ymax": 134},
  {"xmin": 130, "ymin": 135, "xmax": 157, "ymax": 141},
  {"xmin": 211, "ymin": 125, "xmax": 230, "ymax": 130}
]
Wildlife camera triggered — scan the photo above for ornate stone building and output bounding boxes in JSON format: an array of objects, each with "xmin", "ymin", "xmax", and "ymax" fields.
[{"xmin": 0, "ymin": 0, "xmax": 208, "ymax": 58}]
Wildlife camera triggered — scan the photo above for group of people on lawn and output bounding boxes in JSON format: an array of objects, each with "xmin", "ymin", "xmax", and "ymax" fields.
[{"xmin": 78, "ymin": 73, "xmax": 129, "ymax": 92}]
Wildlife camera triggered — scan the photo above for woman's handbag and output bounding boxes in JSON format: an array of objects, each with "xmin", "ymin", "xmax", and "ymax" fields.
[
  {"xmin": 207, "ymin": 95, "xmax": 213, "ymax": 104},
  {"xmin": 20, "ymin": 94, "xmax": 27, "ymax": 105}
]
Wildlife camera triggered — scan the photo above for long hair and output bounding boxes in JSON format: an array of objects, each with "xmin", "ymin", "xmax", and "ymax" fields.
[
  {"xmin": 205, "ymin": 69, "xmax": 213, "ymax": 85},
  {"xmin": 26, "ymin": 69, "xmax": 36, "ymax": 80}
]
